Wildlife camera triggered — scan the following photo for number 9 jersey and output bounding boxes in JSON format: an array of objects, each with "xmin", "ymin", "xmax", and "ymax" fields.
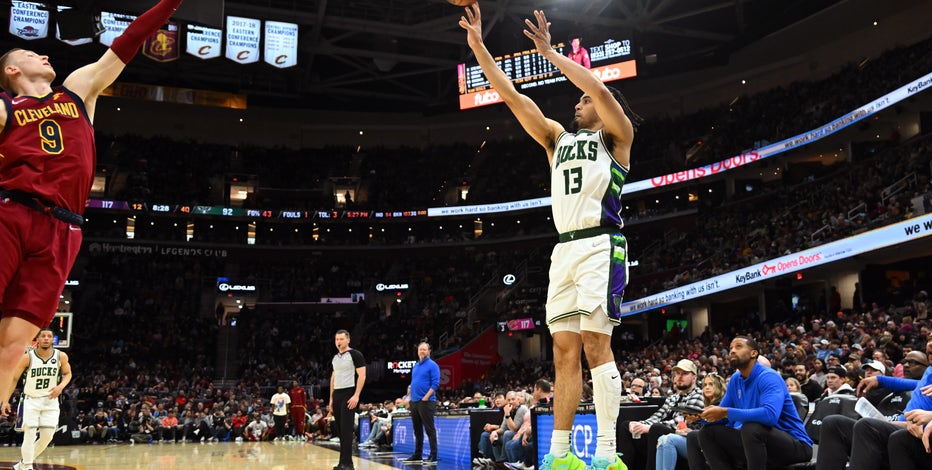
[
  {"xmin": 0, "ymin": 87, "xmax": 95, "ymax": 214},
  {"xmin": 550, "ymin": 129, "xmax": 627, "ymax": 234}
]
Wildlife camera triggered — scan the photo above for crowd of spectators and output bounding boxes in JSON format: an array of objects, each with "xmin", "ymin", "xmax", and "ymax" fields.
[{"xmin": 92, "ymin": 36, "xmax": 932, "ymax": 218}]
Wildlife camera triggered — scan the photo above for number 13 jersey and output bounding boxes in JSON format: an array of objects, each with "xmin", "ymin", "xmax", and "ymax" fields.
[
  {"xmin": 0, "ymin": 87, "xmax": 95, "ymax": 214},
  {"xmin": 550, "ymin": 129, "xmax": 628, "ymax": 234}
]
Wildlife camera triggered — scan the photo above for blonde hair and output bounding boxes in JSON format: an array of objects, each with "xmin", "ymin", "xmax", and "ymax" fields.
[
  {"xmin": 702, "ymin": 373, "xmax": 726, "ymax": 406},
  {"xmin": 0, "ymin": 48, "xmax": 23, "ymax": 91}
]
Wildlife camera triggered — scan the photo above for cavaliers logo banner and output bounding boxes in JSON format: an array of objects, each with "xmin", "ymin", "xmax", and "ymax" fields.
[
  {"xmin": 98, "ymin": 11, "xmax": 134, "ymax": 47},
  {"xmin": 9, "ymin": 1, "xmax": 49, "ymax": 40},
  {"xmin": 263, "ymin": 21, "xmax": 298, "ymax": 69},
  {"xmin": 225, "ymin": 16, "xmax": 260, "ymax": 64},
  {"xmin": 55, "ymin": 6, "xmax": 92, "ymax": 46},
  {"xmin": 186, "ymin": 25, "xmax": 222, "ymax": 60},
  {"xmin": 143, "ymin": 22, "xmax": 180, "ymax": 62}
]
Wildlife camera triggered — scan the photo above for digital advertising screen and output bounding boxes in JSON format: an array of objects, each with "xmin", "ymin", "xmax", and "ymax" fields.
[
  {"xmin": 458, "ymin": 37, "xmax": 636, "ymax": 110},
  {"xmin": 359, "ymin": 415, "xmax": 371, "ymax": 442},
  {"xmin": 534, "ymin": 412, "xmax": 599, "ymax": 466},
  {"xmin": 392, "ymin": 414, "xmax": 472, "ymax": 463}
]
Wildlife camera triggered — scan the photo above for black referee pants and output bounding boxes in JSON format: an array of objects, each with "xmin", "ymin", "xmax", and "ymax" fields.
[{"xmin": 332, "ymin": 388, "xmax": 358, "ymax": 466}]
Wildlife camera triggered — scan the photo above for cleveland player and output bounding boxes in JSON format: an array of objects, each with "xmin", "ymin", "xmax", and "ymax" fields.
[
  {"xmin": 0, "ymin": 0, "xmax": 184, "ymax": 416},
  {"xmin": 11, "ymin": 328, "xmax": 71, "ymax": 470},
  {"xmin": 461, "ymin": 5, "xmax": 641, "ymax": 470}
]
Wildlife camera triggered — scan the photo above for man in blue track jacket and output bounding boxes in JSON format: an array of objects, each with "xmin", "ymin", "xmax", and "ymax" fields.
[
  {"xmin": 404, "ymin": 342, "xmax": 441, "ymax": 465},
  {"xmin": 694, "ymin": 335, "xmax": 813, "ymax": 469}
]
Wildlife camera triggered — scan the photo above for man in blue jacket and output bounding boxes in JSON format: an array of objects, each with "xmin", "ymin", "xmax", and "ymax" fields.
[
  {"xmin": 404, "ymin": 342, "xmax": 441, "ymax": 465},
  {"xmin": 694, "ymin": 336, "xmax": 812, "ymax": 469}
]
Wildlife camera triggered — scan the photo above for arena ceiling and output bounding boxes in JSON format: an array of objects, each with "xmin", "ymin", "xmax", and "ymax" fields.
[{"xmin": 0, "ymin": 0, "xmax": 877, "ymax": 112}]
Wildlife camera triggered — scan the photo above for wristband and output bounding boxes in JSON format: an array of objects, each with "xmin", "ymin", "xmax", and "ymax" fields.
[{"xmin": 110, "ymin": 0, "xmax": 182, "ymax": 63}]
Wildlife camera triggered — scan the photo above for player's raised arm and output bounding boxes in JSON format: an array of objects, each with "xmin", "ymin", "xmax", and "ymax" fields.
[
  {"xmin": 523, "ymin": 10, "xmax": 634, "ymax": 166},
  {"xmin": 63, "ymin": 0, "xmax": 183, "ymax": 122},
  {"xmin": 459, "ymin": 3, "xmax": 563, "ymax": 161}
]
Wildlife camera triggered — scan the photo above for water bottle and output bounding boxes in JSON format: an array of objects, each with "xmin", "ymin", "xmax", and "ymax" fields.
[{"xmin": 478, "ymin": 398, "xmax": 486, "ymax": 408}]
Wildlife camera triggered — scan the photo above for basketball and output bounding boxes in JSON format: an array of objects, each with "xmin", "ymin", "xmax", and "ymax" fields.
[{"xmin": 447, "ymin": 0, "xmax": 476, "ymax": 6}]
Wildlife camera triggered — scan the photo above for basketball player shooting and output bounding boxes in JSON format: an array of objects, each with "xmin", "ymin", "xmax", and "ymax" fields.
[
  {"xmin": 0, "ymin": 0, "xmax": 184, "ymax": 416},
  {"xmin": 460, "ymin": 4, "xmax": 642, "ymax": 470}
]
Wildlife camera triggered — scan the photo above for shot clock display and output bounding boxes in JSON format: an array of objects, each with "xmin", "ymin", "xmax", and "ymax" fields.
[{"xmin": 458, "ymin": 37, "xmax": 637, "ymax": 110}]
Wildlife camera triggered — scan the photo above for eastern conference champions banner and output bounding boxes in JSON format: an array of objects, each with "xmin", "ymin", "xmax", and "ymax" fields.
[{"xmin": 5, "ymin": 3, "xmax": 298, "ymax": 68}]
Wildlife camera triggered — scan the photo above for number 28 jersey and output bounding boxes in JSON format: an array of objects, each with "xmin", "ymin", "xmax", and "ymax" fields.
[
  {"xmin": 0, "ymin": 87, "xmax": 95, "ymax": 214},
  {"xmin": 550, "ymin": 129, "xmax": 628, "ymax": 234},
  {"xmin": 23, "ymin": 348, "xmax": 61, "ymax": 398}
]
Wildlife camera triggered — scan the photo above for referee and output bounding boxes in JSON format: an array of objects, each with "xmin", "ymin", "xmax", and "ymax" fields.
[
  {"xmin": 404, "ymin": 342, "xmax": 440, "ymax": 465},
  {"xmin": 330, "ymin": 329, "xmax": 366, "ymax": 470}
]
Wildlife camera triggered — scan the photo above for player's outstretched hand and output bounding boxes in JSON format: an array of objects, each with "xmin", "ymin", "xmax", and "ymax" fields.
[
  {"xmin": 523, "ymin": 10, "xmax": 553, "ymax": 55},
  {"xmin": 0, "ymin": 402, "xmax": 10, "ymax": 417},
  {"xmin": 458, "ymin": 3, "xmax": 483, "ymax": 50}
]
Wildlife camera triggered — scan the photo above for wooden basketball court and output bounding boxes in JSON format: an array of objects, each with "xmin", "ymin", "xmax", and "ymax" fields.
[{"xmin": 0, "ymin": 441, "xmax": 409, "ymax": 469}]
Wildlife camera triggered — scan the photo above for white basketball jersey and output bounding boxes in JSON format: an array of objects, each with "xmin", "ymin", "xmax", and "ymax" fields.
[
  {"xmin": 550, "ymin": 129, "xmax": 628, "ymax": 234},
  {"xmin": 23, "ymin": 349, "xmax": 60, "ymax": 398}
]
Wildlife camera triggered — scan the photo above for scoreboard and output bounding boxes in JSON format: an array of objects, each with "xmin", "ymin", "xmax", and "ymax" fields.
[{"xmin": 458, "ymin": 37, "xmax": 637, "ymax": 110}]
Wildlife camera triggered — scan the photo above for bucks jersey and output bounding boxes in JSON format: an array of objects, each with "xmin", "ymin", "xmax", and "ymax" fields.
[
  {"xmin": 550, "ymin": 129, "xmax": 627, "ymax": 234},
  {"xmin": 23, "ymin": 348, "xmax": 60, "ymax": 398}
]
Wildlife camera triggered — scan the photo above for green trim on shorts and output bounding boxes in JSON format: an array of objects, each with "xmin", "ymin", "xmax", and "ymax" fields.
[
  {"xmin": 558, "ymin": 226, "xmax": 619, "ymax": 243},
  {"xmin": 547, "ymin": 309, "xmax": 591, "ymax": 325}
]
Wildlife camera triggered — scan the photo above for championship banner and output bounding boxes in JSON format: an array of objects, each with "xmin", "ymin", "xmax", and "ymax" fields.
[
  {"xmin": 186, "ymin": 25, "xmax": 222, "ymax": 60},
  {"xmin": 9, "ymin": 1, "xmax": 49, "ymax": 40},
  {"xmin": 225, "ymin": 16, "xmax": 260, "ymax": 64},
  {"xmin": 142, "ymin": 22, "xmax": 180, "ymax": 62},
  {"xmin": 55, "ymin": 6, "xmax": 92, "ymax": 46},
  {"xmin": 263, "ymin": 21, "xmax": 298, "ymax": 69},
  {"xmin": 98, "ymin": 11, "xmax": 134, "ymax": 47}
]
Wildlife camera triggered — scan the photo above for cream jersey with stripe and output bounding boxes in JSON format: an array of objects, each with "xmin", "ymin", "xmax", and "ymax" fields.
[
  {"xmin": 550, "ymin": 129, "xmax": 628, "ymax": 234},
  {"xmin": 23, "ymin": 348, "xmax": 60, "ymax": 398}
]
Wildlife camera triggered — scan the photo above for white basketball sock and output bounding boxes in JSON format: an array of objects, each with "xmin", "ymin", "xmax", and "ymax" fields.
[
  {"xmin": 549, "ymin": 429, "xmax": 571, "ymax": 457},
  {"xmin": 591, "ymin": 361, "xmax": 621, "ymax": 461}
]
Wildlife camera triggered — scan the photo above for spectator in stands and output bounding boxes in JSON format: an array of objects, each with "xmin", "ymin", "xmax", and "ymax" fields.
[
  {"xmin": 505, "ymin": 383, "xmax": 552, "ymax": 468},
  {"xmin": 695, "ymin": 336, "xmax": 812, "ymax": 469},
  {"xmin": 655, "ymin": 371, "xmax": 726, "ymax": 470},
  {"xmin": 474, "ymin": 391, "xmax": 516, "ymax": 467},
  {"xmin": 816, "ymin": 366, "xmax": 855, "ymax": 401},
  {"xmin": 619, "ymin": 359, "xmax": 703, "ymax": 470},
  {"xmin": 901, "ymin": 351, "xmax": 929, "ymax": 380},
  {"xmin": 245, "ymin": 414, "xmax": 269, "ymax": 441},
  {"xmin": 817, "ymin": 337, "xmax": 932, "ymax": 470},
  {"xmin": 157, "ymin": 410, "xmax": 180, "ymax": 443},
  {"xmin": 809, "ymin": 358, "xmax": 827, "ymax": 389},
  {"xmin": 627, "ymin": 378, "xmax": 647, "ymax": 401},
  {"xmin": 794, "ymin": 364, "xmax": 823, "ymax": 402}
]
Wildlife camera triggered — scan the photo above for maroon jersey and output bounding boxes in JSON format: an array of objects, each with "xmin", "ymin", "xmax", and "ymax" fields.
[
  {"xmin": 0, "ymin": 87, "xmax": 95, "ymax": 214},
  {"xmin": 290, "ymin": 385, "xmax": 307, "ymax": 407}
]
